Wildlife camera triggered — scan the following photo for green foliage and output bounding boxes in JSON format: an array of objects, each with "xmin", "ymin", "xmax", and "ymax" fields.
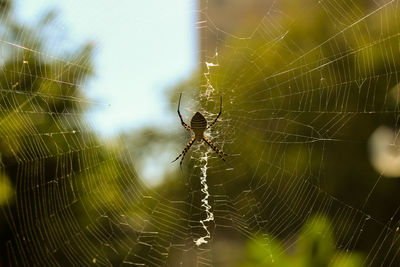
[
  {"xmin": 162, "ymin": 0, "xmax": 400, "ymax": 264},
  {"xmin": 0, "ymin": 1, "xmax": 138, "ymax": 265},
  {"xmin": 0, "ymin": 170, "xmax": 13, "ymax": 206},
  {"xmin": 239, "ymin": 215, "xmax": 363, "ymax": 267}
]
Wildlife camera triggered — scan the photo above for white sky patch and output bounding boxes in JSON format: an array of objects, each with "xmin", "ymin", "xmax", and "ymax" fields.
[
  {"xmin": 369, "ymin": 126, "xmax": 400, "ymax": 178},
  {"xmin": 16, "ymin": 0, "xmax": 197, "ymax": 136}
]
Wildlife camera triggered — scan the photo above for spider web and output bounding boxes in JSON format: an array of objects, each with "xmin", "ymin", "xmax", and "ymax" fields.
[{"xmin": 2, "ymin": 0, "xmax": 400, "ymax": 266}]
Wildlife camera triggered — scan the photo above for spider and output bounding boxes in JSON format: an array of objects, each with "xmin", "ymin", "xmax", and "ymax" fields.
[{"xmin": 172, "ymin": 93, "xmax": 228, "ymax": 169}]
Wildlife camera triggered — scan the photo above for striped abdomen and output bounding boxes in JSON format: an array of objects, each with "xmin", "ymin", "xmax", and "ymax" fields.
[{"xmin": 191, "ymin": 112, "xmax": 207, "ymax": 138}]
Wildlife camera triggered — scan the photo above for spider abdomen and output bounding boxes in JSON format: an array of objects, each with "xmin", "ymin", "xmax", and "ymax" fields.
[{"xmin": 191, "ymin": 112, "xmax": 207, "ymax": 137}]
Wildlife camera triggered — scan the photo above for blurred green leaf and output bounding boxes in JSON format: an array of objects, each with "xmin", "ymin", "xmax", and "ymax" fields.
[{"xmin": 238, "ymin": 215, "xmax": 363, "ymax": 267}]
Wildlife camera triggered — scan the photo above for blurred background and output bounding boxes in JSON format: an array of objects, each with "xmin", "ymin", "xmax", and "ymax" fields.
[{"xmin": 1, "ymin": 0, "xmax": 400, "ymax": 266}]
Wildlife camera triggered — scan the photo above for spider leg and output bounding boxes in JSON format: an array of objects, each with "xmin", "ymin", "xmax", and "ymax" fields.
[
  {"xmin": 177, "ymin": 93, "xmax": 191, "ymax": 132},
  {"xmin": 172, "ymin": 137, "xmax": 196, "ymax": 169},
  {"xmin": 206, "ymin": 96, "xmax": 222, "ymax": 129},
  {"xmin": 202, "ymin": 136, "xmax": 227, "ymax": 161}
]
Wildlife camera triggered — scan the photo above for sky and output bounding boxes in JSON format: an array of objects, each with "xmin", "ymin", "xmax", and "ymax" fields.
[{"xmin": 16, "ymin": 0, "xmax": 198, "ymax": 136}]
